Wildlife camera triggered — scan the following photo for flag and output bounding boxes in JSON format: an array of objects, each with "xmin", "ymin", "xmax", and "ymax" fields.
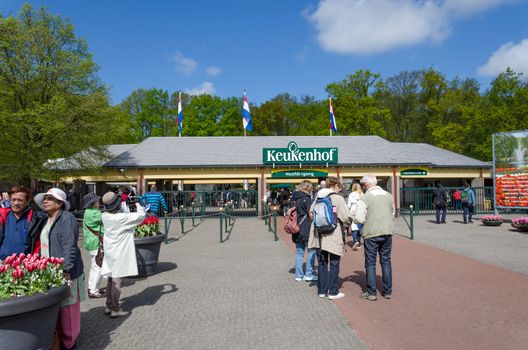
[
  {"xmin": 242, "ymin": 91, "xmax": 253, "ymax": 132},
  {"xmin": 178, "ymin": 92, "xmax": 183, "ymax": 134},
  {"xmin": 329, "ymin": 97, "xmax": 337, "ymax": 133}
]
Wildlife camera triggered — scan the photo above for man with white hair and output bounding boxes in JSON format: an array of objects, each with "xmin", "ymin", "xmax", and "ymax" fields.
[{"xmin": 355, "ymin": 174, "xmax": 395, "ymax": 301}]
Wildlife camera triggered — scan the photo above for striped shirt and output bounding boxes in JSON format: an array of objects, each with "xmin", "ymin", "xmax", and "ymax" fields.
[{"xmin": 140, "ymin": 191, "xmax": 168, "ymax": 215}]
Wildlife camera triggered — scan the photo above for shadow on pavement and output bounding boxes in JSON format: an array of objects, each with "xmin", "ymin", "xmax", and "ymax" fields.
[
  {"xmin": 79, "ymin": 306, "xmax": 130, "ymax": 349},
  {"xmin": 341, "ymin": 270, "xmax": 386, "ymax": 294},
  {"xmin": 122, "ymin": 283, "xmax": 178, "ymax": 309}
]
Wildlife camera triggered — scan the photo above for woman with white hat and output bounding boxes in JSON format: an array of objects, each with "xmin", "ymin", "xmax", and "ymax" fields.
[
  {"xmin": 34, "ymin": 187, "xmax": 85, "ymax": 350},
  {"xmin": 100, "ymin": 191, "xmax": 145, "ymax": 318}
]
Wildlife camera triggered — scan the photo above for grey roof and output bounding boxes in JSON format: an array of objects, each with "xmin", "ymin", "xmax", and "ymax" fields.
[
  {"xmin": 49, "ymin": 144, "xmax": 136, "ymax": 171},
  {"xmin": 103, "ymin": 136, "xmax": 490, "ymax": 169}
]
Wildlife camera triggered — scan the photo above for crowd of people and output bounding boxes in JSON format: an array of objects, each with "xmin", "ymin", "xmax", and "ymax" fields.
[
  {"xmin": 287, "ymin": 175, "xmax": 395, "ymax": 301},
  {"xmin": 0, "ymin": 185, "xmax": 148, "ymax": 349}
]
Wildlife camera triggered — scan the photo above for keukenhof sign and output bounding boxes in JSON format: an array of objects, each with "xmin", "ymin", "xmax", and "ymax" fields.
[{"xmin": 263, "ymin": 141, "xmax": 338, "ymax": 165}]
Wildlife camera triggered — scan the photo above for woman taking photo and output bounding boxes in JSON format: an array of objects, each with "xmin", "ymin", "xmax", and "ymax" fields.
[
  {"xmin": 34, "ymin": 188, "xmax": 85, "ymax": 350},
  {"xmin": 100, "ymin": 191, "xmax": 145, "ymax": 318}
]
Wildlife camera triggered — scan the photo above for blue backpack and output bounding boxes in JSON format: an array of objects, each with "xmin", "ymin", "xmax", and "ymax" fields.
[{"xmin": 313, "ymin": 194, "xmax": 337, "ymax": 234}]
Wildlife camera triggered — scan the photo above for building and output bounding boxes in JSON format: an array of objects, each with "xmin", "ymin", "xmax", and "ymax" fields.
[{"xmin": 55, "ymin": 136, "xmax": 491, "ymax": 212}]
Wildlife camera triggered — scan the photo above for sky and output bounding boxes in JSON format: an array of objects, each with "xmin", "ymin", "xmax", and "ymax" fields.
[{"xmin": 2, "ymin": 0, "xmax": 528, "ymax": 105}]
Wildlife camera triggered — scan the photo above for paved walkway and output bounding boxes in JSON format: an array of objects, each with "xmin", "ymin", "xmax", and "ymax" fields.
[
  {"xmin": 76, "ymin": 213, "xmax": 528, "ymax": 349},
  {"xmin": 77, "ymin": 218, "xmax": 366, "ymax": 349},
  {"xmin": 278, "ymin": 215, "xmax": 528, "ymax": 350}
]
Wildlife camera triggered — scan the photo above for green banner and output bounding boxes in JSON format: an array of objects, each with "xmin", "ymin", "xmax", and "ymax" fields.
[
  {"xmin": 272, "ymin": 170, "xmax": 328, "ymax": 178},
  {"xmin": 263, "ymin": 141, "xmax": 338, "ymax": 165},
  {"xmin": 400, "ymin": 168, "xmax": 428, "ymax": 176}
]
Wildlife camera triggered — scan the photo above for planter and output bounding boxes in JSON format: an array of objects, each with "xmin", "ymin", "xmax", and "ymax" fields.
[
  {"xmin": 482, "ymin": 221, "xmax": 503, "ymax": 226},
  {"xmin": 511, "ymin": 223, "xmax": 528, "ymax": 231},
  {"xmin": 0, "ymin": 285, "xmax": 69, "ymax": 350},
  {"xmin": 134, "ymin": 234, "xmax": 164, "ymax": 277}
]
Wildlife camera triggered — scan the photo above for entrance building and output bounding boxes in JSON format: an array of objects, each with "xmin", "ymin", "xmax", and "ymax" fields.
[{"xmin": 56, "ymin": 136, "xmax": 491, "ymax": 213}]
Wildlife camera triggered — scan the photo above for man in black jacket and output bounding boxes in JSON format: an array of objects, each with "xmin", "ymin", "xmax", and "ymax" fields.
[{"xmin": 0, "ymin": 186, "xmax": 46, "ymax": 259}]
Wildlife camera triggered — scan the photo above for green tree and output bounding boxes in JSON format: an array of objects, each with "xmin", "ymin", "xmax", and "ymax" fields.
[
  {"xmin": 326, "ymin": 70, "xmax": 391, "ymax": 136},
  {"xmin": 0, "ymin": 4, "xmax": 129, "ymax": 187},
  {"xmin": 120, "ymin": 88, "xmax": 173, "ymax": 141}
]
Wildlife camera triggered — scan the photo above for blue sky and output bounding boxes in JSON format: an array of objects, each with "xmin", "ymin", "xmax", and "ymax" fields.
[{"xmin": 2, "ymin": 0, "xmax": 528, "ymax": 105}]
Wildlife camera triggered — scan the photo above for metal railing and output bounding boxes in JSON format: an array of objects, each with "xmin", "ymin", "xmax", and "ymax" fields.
[
  {"xmin": 260, "ymin": 202, "xmax": 278, "ymax": 241},
  {"xmin": 159, "ymin": 190, "xmax": 259, "ymax": 217},
  {"xmin": 397, "ymin": 206, "xmax": 414, "ymax": 240},
  {"xmin": 399, "ymin": 186, "xmax": 494, "ymax": 215}
]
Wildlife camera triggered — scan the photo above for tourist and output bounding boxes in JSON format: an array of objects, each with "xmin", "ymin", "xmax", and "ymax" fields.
[
  {"xmin": 432, "ymin": 182, "xmax": 448, "ymax": 224},
  {"xmin": 139, "ymin": 185, "xmax": 167, "ymax": 216},
  {"xmin": 292, "ymin": 180, "xmax": 316, "ymax": 282},
  {"xmin": 308, "ymin": 177, "xmax": 352, "ymax": 300},
  {"xmin": 461, "ymin": 180, "xmax": 476, "ymax": 224},
  {"xmin": 355, "ymin": 175, "xmax": 394, "ymax": 301},
  {"xmin": 82, "ymin": 192, "xmax": 105, "ymax": 298},
  {"xmin": 101, "ymin": 192, "xmax": 146, "ymax": 318},
  {"xmin": 0, "ymin": 191, "xmax": 11, "ymax": 208},
  {"xmin": 0, "ymin": 186, "xmax": 46, "ymax": 259},
  {"xmin": 347, "ymin": 183, "xmax": 364, "ymax": 250},
  {"xmin": 34, "ymin": 188, "xmax": 85, "ymax": 349}
]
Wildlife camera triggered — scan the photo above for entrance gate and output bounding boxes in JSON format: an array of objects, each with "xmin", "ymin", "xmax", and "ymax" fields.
[{"xmin": 159, "ymin": 190, "xmax": 259, "ymax": 217}]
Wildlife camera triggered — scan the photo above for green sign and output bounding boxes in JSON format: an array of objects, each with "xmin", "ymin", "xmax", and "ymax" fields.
[
  {"xmin": 263, "ymin": 141, "xmax": 338, "ymax": 165},
  {"xmin": 272, "ymin": 170, "xmax": 328, "ymax": 178},
  {"xmin": 400, "ymin": 168, "xmax": 428, "ymax": 176}
]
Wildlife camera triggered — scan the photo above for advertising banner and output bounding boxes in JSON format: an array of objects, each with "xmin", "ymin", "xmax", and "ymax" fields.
[{"xmin": 493, "ymin": 130, "xmax": 528, "ymax": 208}]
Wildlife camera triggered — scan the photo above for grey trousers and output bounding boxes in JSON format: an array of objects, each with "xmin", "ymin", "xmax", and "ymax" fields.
[{"xmin": 106, "ymin": 277, "xmax": 122, "ymax": 311}]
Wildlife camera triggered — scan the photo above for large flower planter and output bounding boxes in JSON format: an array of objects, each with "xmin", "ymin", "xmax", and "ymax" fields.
[
  {"xmin": 134, "ymin": 234, "xmax": 164, "ymax": 277},
  {"xmin": 482, "ymin": 221, "xmax": 503, "ymax": 226},
  {"xmin": 0, "ymin": 285, "xmax": 69, "ymax": 350},
  {"xmin": 511, "ymin": 223, "xmax": 528, "ymax": 231}
]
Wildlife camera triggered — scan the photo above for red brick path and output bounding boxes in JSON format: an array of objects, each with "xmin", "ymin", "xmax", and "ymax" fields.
[{"xmin": 277, "ymin": 217, "xmax": 528, "ymax": 350}]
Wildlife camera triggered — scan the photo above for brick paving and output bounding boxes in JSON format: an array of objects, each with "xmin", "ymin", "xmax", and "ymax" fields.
[{"xmin": 77, "ymin": 217, "xmax": 366, "ymax": 349}]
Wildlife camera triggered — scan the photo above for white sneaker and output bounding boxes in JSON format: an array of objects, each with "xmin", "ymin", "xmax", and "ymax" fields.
[
  {"xmin": 295, "ymin": 277, "xmax": 303, "ymax": 282},
  {"xmin": 328, "ymin": 292, "xmax": 345, "ymax": 300},
  {"xmin": 318, "ymin": 294, "xmax": 327, "ymax": 298},
  {"xmin": 304, "ymin": 275, "xmax": 318, "ymax": 281},
  {"xmin": 353, "ymin": 242, "xmax": 360, "ymax": 251}
]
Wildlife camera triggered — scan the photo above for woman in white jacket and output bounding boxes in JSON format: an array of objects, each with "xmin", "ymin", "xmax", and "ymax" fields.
[
  {"xmin": 347, "ymin": 183, "xmax": 364, "ymax": 250},
  {"xmin": 101, "ymin": 192, "xmax": 146, "ymax": 318}
]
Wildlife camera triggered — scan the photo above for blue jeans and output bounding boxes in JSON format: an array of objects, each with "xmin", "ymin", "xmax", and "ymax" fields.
[
  {"xmin": 462, "ymin": 204, "xmax": 473, "ymax": 223},
  {"xmin": 435, "ymin": 205, "xmax": 446, "ymax": 223},
  {"xmin": 364, "ymin": 235, "xmax": 392, "ymax": 296},
  {"xmin": 294, "ymin": 242, "xmax": 316, "ymax": 279},
  {"xmin": 317, "ymin": 250, "xmax": 341, "ymax": 296},
  {"xmin": 352, "ymin": 223, "xmax": 363, "ymax": 244}
]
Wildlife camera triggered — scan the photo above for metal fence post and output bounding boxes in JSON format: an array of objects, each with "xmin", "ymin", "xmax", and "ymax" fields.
[
  {"xmin": 179, "ymin": 205, "xmax": 184, "ymax": 233},
  {"xmin": 409, "ymin": 205, "xmax": 414, "ymax": 240},
  {"xmin": 192, "ymin": 202, "xmax": 195, "ymax": 226},
  {"xmin": 164, "ymin": 214, "xmax": 168, "ymax": 244},
  {"xmin": 273, "ymin": 207, "xmax": 278, "ymax": 241},
  {"xmin": 219, "ymin": 207, "xmax": 224, "ymax": 242}
]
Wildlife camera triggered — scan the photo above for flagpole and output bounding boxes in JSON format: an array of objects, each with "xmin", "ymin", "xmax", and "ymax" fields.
[
  {"xmin": 243, "ymin": 89, "xmax": 247, "ymax": 137},
  {"xmin": 178, "ymin": 92, "xmax": 182, "ymax": 138},
  {"xmin": 329, "ymin": 97, "xmax": 332, "ymax": 136}
]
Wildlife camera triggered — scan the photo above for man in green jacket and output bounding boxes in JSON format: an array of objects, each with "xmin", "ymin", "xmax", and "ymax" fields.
[
  {"xmin": 82, "ymin": 192, "xmax": 105, "ymax": 298},
  {"xmin": 355, "ymin": 174, "xmax": 395, "ymax": 301}
]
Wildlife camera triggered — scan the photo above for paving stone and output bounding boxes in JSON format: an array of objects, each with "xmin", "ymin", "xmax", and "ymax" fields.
[{"xmin": 77, "ymin": 217, "xmax": 366, "ymax": 349}]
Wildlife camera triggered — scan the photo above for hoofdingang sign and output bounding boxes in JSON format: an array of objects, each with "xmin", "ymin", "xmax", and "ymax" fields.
[{"xmin": 263, "ymin": 141, "xmax": 338, "ymax": 165}]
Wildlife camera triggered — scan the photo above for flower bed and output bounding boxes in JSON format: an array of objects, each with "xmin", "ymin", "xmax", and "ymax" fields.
[
  {"xmin": 1, "ymin": 253, "xmax": 66, "ymax": 300},
  {"xmin": 511, "ymin": 217, "xmax": 528, "ymax": 231},
  {"xmin": 480, "ymin": 215, "xmax": 504, "ymax": 226},
  {"xmin": 135, "ymin": 216, "xmax": 161, "ymax": 237}
]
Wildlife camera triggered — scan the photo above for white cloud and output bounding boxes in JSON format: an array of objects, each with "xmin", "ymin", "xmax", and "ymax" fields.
[
  {"xmin": 206, "ymin": 66, "xmax": 221, "ymax": 76},
  {"xmin": 171, "ymin": 52, "xmax": 198, "ymax": 75},
  {"xmin": 306, "ymin": 0, "xmax": 514, "ymax": 55},
  {"xmin": 477, "ymin": 39, "xmax": 528, "ymax": 77},
  {"xmin": 186, "ymin": 81, "xmax": 216, "ymax": 96}
]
